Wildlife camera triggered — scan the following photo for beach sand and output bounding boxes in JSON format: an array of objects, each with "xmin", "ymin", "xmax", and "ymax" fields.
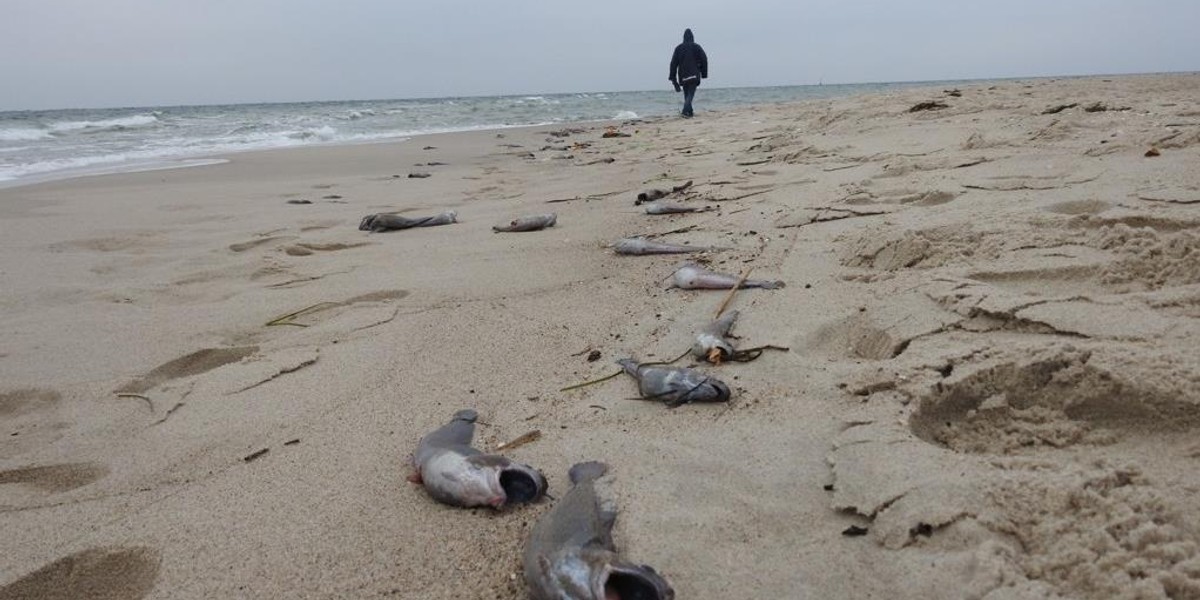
[{"xmin": 3, "ymin": 73, "xmax": 1200, "ymax": 599}]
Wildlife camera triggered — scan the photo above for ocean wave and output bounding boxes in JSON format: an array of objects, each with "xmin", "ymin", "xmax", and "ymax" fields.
[
  {"xmin": 49, "ymin": 114, "xmax": 161, "ymax": 134},
  {"xmin": 221, "ymin": 123, "xmax": 265, "ymax": 136},
  {"xmin": 614, "ymin": 110, "xmax": 639, "ymax": 119},
  {"xmin": 0, "ymin": 128, "xmax": 52, "ymax": 141},
  {"xmin": 286, "ymin": 126, "xmax": 337, "ymax": 141}
]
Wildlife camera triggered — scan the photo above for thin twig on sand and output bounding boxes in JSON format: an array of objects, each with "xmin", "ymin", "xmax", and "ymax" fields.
[
  {"xmin": 495, "ymin": 430, "xmax": 542, "ymax": 451},
  {"xmin": 715, "ymin": 269, "xmax": 751, "ymax": 319}
]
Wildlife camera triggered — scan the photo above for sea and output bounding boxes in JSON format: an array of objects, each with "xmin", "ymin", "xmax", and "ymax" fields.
[{"xmin": 0, "ymin": 81, "xmax": 970, "ymax": 187}]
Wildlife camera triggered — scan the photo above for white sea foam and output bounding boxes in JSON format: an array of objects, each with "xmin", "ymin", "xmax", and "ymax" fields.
[
  {"xmin": 49, "ymin": 114, "xmax": 161, "ymax": 133},
  {"xmin": 287, "ymin": 126, "xmax": 337, "ymax": 141},
  {"xmin": 614, "ymin": 110, "xmax": 639, "ymax": 119},
  {"xmin": 0, "ymin": 128, "xmax": 52, "ymax": 142}
]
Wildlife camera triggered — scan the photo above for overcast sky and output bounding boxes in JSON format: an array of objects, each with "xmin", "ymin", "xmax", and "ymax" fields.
[{"xmin": 3, "ymin": 0, "xmax": 1198, "ymax": 111}]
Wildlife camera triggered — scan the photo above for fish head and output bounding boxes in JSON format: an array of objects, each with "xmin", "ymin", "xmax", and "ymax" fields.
[
  {"xmin": 593, "ymin": 560, "xmax": 675, "ymax": 600},
  {"xmin": 498, "ymin": 462, "xmax": 548, "ymax": 505},
  {"xmin": 450, "ymin": 454, "xmax": 513, "ymax": 508},
  {"xmin": 679, "ymin": 377, "xmax": 731, "ymax": 404},
  {"xmin": 692, "ymin": 334, "xmax": 733, "ymax": 363},
  {"xmin": 670, "ymin": 263, "xmax": 699, "ymax": 288}
]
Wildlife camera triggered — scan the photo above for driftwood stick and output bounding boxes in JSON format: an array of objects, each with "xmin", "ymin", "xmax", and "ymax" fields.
[{"xmin": 714, "ymin": 269, "xmax": 752, "ymax": 319}]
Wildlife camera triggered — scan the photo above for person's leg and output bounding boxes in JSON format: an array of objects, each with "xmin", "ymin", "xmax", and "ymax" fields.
[{"xmin": 683, "ymin": 82, "xmax": 698, "ymax": 117}]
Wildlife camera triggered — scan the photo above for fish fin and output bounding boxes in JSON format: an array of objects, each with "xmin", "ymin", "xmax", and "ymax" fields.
[
  {"xmin": 465, "ymin": 454, "xmax": 510, "ymax": 468},
  {"xmin": 616, "ymin": 358, "xmax": 641, "ymax": 376},
  {"xmin": 642, "ymin": 388, "xmax": 682, "ymax": 404},
  {"xmin": 568, "ymin": 461, "xmax": 608, "ymax": 484},
  {"xmin": 598, "ymin": 496, "xmax": 619, "ymax": 533}
]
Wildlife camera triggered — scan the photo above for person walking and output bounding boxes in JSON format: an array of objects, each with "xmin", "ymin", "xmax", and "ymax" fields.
[{"xmin": 669, "ymin": 28, "xmax": 708, "ymax": 118}]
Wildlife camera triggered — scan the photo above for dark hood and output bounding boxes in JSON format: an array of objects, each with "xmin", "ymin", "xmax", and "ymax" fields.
[{"xmin": 683, "ymin": 29, "xmax": 694, "ymax": 43}]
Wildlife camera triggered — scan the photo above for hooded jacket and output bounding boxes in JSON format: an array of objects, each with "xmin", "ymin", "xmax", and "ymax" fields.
[{"xmin": 669, "ymin": 29, "xmax": 708, "ymax": 85}]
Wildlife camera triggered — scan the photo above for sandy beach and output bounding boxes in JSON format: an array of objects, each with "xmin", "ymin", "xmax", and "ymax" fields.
[{"xmin": 3, "ymin": 73, "xmax": 1200, "ymax": 599}]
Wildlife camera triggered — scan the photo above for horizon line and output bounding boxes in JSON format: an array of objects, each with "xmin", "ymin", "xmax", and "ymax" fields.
[{"xmin": 3, "ymin": 69, "xmax": 1196, "ymax": 114}]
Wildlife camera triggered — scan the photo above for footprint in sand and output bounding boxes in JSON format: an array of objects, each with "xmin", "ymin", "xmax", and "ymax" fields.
[
  {"xmin": 48, "ymin": 235, "xmax": 161, "ymax": 254},
  {"xmin": 908, "ymin": 348, "xmax": 1200, "ymax": 454},
  {"xmin": 1, "ymin": 388, "xmax": 61, "ymax": 418},
  {"xmin": 117, "ymin": 347, "xmax": 259, "ymax": 395},
  {"xmin": 2, "ymin": 388, "xmax": 69, "ymax": 460},
  {"xmin": 299, "ymin": 220, "xmax": 342, "ymax": 232},
  {"xmin": 0, "ymin": 462, "xmax": 108, "ymax": 493},
  {"xmin": 264, "ymin": 290, "xmax": 409, "ymax": 328},
  {"xmin": 228, "ymin": 236, "xmax": 292, "ymax": 253},
  {"xmin": 829, "ymin": 344, "xmax": 1200, "ymax": 590},
  {"xmin": 0, "ymin": 547, "xmax": 160, "ymax": 600},
  {"xmin": 1043, "ymin": 198, "xmax": 1111, "ymax": 215},
  {"xmin": 800, "ymin": 293, "xmax": 959, "ymax": 361},
  {"xmin": 282, "ymin": 241, "xmax": 373, "ymax": 257}
]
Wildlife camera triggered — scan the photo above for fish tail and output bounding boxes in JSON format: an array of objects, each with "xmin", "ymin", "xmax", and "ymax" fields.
[
  {"xmin": 616, "ymin": 358, "xmax": 640, "ymax": 375},
  {"xmin": 452, "ymin": 409, "xmax": 479, "ymax": 422},
  {"xmin": 568, "ymin": 461, "xmax": 609, "ymax": 484},
  {"xmin": 751, "ymin": 280, "xmax": 785, "ymax": 289}
]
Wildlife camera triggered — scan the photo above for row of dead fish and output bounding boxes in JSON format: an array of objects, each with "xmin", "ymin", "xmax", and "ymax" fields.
[
  {"xmin": 410, "ymin": 310, "xmax": 760, "ymax": 598},
  {"xmin": 397, "ymin": 184, "xmax": 784, "ymax": 599},
  {"xmin": 358, "ymin": 210, "xmax": 559, "ymax": 233},
  {"xmin": 355, "ymin": 210, "xmax": 784, "ymax": 291},
  {"xmin": 408, "ymin": 307, "xmax": 768, "ymax": 599}
]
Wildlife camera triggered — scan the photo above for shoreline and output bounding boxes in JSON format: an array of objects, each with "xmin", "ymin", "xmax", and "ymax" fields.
[
  {"xmin": 3, "ymin": 73, "xmax": 1200, "ymax": 599},
  {"xmin": 0, "ymin": 73, "xmax": 1077, "ymax": 191}
]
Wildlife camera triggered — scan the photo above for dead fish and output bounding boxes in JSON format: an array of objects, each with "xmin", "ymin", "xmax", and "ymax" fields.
[
  {"xmin": 409, "ymin": 409, "xmax": 547, "ymax": 509},
  {"xmin": 617, "ymin": 358, "xmax": 730, "ymax": 407},
  {"xmin": 692, "ymin": 310, "xmax": 738, "ymax": 362},
  {"xmin": 635, "ymin": 181, "xmax": 693, "ymax": 204},
  {"xmin": 636, "ymin": 188, "xmax": 671, "ymax": 203},
  {"xmin": 524, "ymin": 461, "xmax": 675, "ymax": 600},
  {"xmin": 359, "ymin": 210, "xmax": 457, "ymax": 232},
  {"xmin": 612, "ymin": 238, "xmax": 718, "ymax": 255},
  {"xmin": 493, "ymin": 212, "xmax": 557, "ymax": 232},
  {"xmin": 671, "ymin": 262, "xmax": 784, "ymax": 290},
  {"xmin": 642, "ymin": 202, "xmax": 710, "ymax": 215}
]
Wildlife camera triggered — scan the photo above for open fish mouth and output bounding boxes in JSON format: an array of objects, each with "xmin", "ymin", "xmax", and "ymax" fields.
[
  {"xmin": 499, "ymin": 468, "xmax": 546, "ymax": 504},
  {"xmin": 603, "ymin": 566, "xmax": 675, "ymax": 600}
]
